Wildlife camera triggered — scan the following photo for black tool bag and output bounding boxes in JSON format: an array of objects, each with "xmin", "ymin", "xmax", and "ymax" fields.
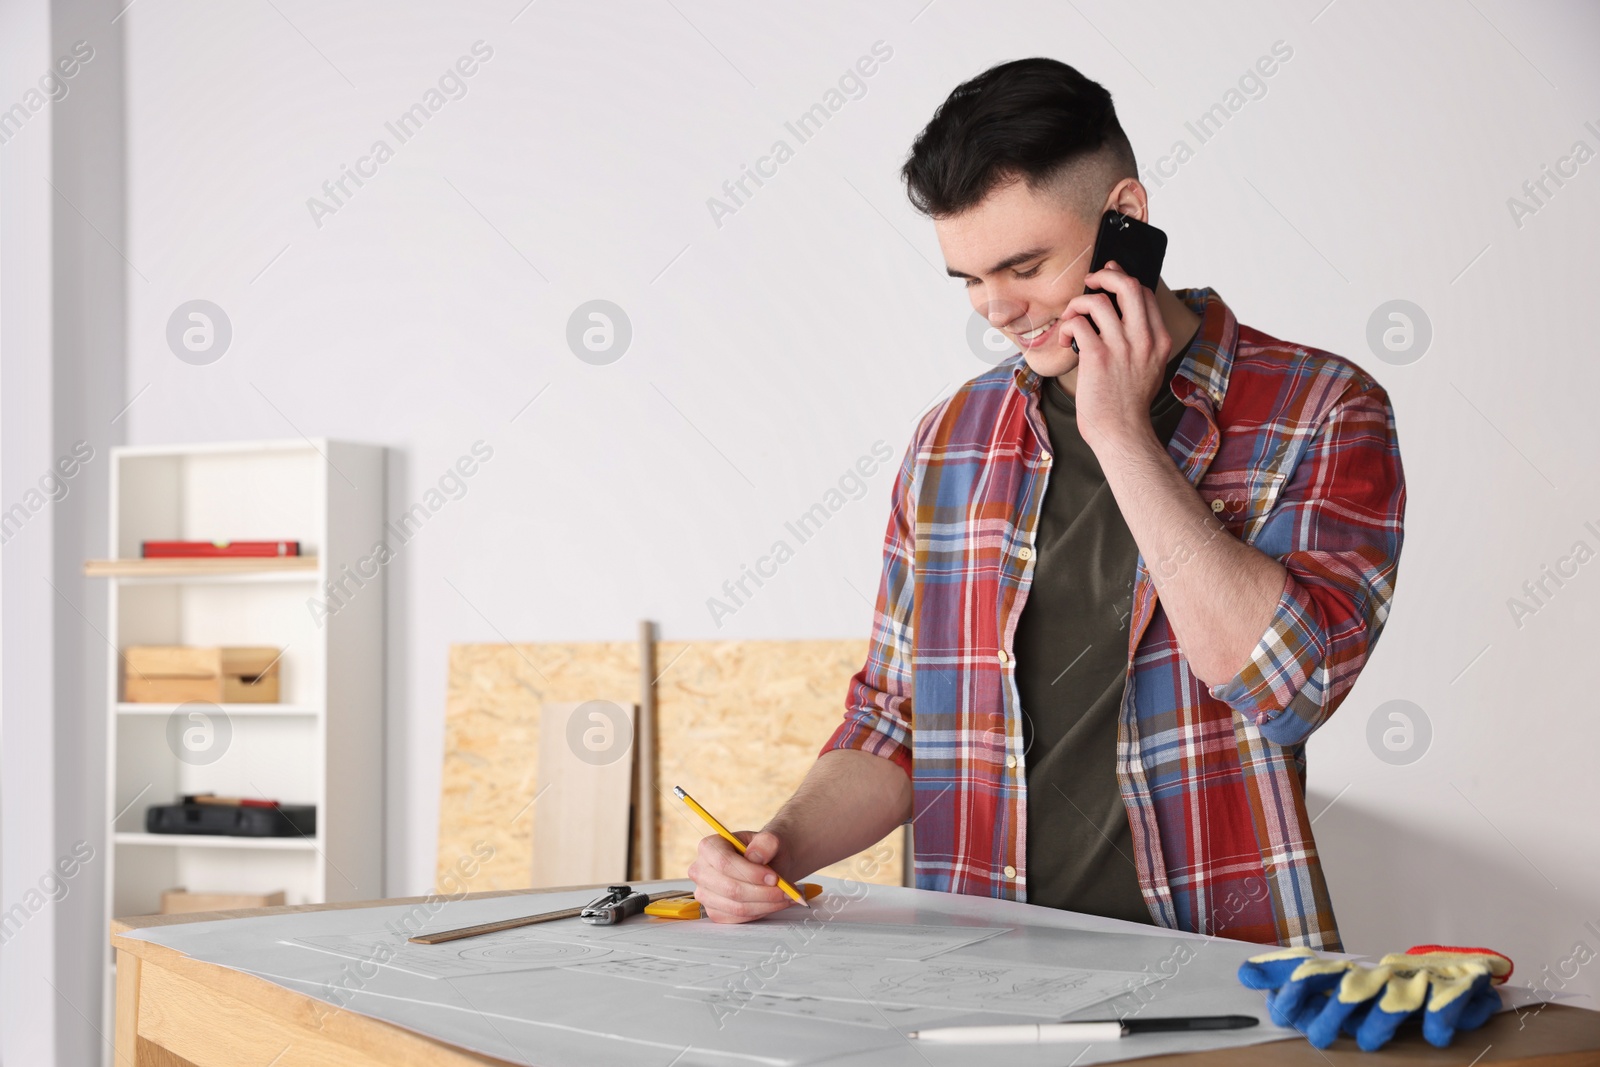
[{"xmin": 145, "ymin": 801, "xmax": 317, "ymax": 837}]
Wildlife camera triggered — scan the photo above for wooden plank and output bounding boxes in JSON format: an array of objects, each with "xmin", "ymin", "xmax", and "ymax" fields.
[
  {"xmin": 112, "ymin": 890, "xmax": 618, "ymax": 1066},
  {"xmin": 530, "ymin": 701, "xmax": 636, "ymax": 887},
  {"xmin": 134, "ymin": 1038, "xmax": 199, "ymax": 1067},
  {"xmin": 115, "ymin": 949, "xmax": 142, "ymax": 1067},
  {"xmin": 129, "ymin": 956, "xmax": 514, "ymax": 1066},
  {"xmin": 635, "ymin": 620, "xmax": 660, "ymax": 880},
  {"xmin": 436, "ymin": 643, "xmax": 636, "ymax": 891}
]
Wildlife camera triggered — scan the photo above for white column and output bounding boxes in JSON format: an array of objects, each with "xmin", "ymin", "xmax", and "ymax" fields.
[{"xmin": 1, "ymin": 0, "xmax": 125, "ymax": 1062}]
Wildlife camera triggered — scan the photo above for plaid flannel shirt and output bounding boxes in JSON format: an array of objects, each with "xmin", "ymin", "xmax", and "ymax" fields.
[{"xmin": 823, "ymin": 287, "xmax": 1405, "ymax": 950}]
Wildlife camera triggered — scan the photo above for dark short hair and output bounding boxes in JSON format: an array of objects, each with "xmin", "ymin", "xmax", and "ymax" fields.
[{"xmin": 901, "ymin": 58, "xmax": 1136, "ymax": 218}]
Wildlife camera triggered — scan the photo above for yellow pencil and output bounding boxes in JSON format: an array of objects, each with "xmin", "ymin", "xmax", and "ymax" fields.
[{"xmin": 673, "ymin": 785, "xmax": 810, "ymax": 908}]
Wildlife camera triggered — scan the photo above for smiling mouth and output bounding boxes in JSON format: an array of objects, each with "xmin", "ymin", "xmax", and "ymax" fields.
[{"xmin": 1015, "ymin": 316, "xmax": 1059, "ymax": 342}]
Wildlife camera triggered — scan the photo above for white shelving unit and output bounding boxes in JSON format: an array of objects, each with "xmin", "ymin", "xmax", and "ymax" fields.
[{"xmin": 96, "ymin": 438, "xmax": 386, "ymax": 1046}]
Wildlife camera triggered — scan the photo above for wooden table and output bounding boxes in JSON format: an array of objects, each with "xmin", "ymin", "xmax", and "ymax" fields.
[{"xmin": 114, "ymin": 891, "xmax": 1600, "ymax": 1067}]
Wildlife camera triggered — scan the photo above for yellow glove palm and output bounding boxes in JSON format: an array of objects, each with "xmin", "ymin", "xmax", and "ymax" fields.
[{"xmin": 1238, "ymin": 945, "xmax": 1511, "ymax": 1050}]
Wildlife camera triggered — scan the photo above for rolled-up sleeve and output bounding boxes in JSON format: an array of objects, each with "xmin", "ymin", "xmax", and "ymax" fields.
[
  {"xmin": 1207, "ymin": 381, "xmax": 1406, "ymax": 747},
  {"xmin": 821, "ymin": 437, "xmax": 918, "ymax": 777}
]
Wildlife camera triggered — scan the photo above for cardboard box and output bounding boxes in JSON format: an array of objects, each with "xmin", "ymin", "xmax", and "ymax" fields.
[
  {"xmin": 159, "ymin": 887, "xmax": 287, "ymax": 914},
  {"xmin": 123, "ymin": 646, "xmax": 281, "ymax": 703}
]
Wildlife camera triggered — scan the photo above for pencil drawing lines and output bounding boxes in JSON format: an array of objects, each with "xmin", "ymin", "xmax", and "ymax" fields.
[
  {"xmin": 459, "ymin": 939, "xmax": 605, "ymax": 967},
  {"xmin": 863, "ymin": 962, "xmax": 1100, "ymax": 1007}
]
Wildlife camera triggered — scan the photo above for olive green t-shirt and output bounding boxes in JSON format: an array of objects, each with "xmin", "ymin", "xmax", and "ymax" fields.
[{"xmin": 1014, "ymin": 338, "xmax": 1193, "ymax": 922}]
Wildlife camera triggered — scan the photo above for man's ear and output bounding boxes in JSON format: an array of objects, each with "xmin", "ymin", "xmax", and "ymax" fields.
[{"xmin": 1104, "ymin": 177, "xmax": 1150, "ymax": 223}]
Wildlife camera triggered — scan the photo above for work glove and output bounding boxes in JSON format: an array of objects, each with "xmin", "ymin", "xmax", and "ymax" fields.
[{"xmin": 1238, "ymin": 943, "xmax": 1512, "ymax": 1051}]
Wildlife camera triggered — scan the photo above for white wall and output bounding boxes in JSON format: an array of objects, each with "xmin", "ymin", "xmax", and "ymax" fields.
[{"xmin": 25, "ymin": 0, "xmax": 1597, "ymax": 1048}]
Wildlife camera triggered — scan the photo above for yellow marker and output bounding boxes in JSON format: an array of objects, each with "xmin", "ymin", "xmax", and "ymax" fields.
[{"xmin": 673, "ymin": 785, "xmax": 810, "ymax": 908}]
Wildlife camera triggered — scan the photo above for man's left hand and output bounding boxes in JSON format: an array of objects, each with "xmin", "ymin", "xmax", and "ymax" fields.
[{"xmin": 1056, "ymin": 260, "xmax": 1172, "ymax": 453}]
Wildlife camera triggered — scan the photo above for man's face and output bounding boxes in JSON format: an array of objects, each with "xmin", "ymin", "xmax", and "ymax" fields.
[{"xmin": 936, "ymin": 178, "xmax": 1101, "ymax": 379}]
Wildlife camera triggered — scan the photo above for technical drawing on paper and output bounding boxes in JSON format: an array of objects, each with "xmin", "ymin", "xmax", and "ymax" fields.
[
  {"xmin": 284, "ymin": 915, "xmax": 1145, "ymax": 1025},
  {"xmin": 459, "ymin": 939, "xmax": 610, "ymax": 968},
  {"xmin": 685, "ymin": 955, "xmax": 1151, "ymax": 1019},
  {"xmin": 286, "ymin": 924, "xmax": 768, "ymax": 986},
  {"xmin": 874, "ymin": 961, "xmax": 1107, "ymax": 1008},
  {"xmin": 288, "ymin": 931, "xmax": 619, "ymax": 980},
  {"xmin": 583, "ymin": 920, "xmax": 1010, "ymax": 961},
  {"xmin": 132, "ymin": 880, "xmax": 1297, "ymax": 1067},
  {"xmin": 562, "ymin": 953, "xmax": 746, "ymax": 987},
  {"xmin": 665, "ymin": 988, "xmax": 924, "ymax": 1030}
]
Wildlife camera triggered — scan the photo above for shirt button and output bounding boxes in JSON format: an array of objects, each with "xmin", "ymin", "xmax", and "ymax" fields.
[
  {"xmin": 1018, "ymin": 546, "xmax": 1033, "ymax": 561},
  {"xmin": 1005, "ymin": 755, "xmax": 1017, "ymax": 769},
  {"xmin": 1042, "ymin": 452, "xmax": 1053, "ymax": 464},
  {"xmin": 1003, "ymin": 865, "xmax": 1017, "ymax": 879},
  {"xmin": 1211, "ymin": 498, "xmax": 1225, "ymax": 513},
  {"xmin": 997, "ymin": 649, "xmax": 1010, "ymax": 665}
]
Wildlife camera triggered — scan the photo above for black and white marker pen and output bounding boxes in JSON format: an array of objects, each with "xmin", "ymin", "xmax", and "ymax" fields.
[{"xmin": 907, "ymin": 1014, "xmax": 1259, "ymax": 1045}]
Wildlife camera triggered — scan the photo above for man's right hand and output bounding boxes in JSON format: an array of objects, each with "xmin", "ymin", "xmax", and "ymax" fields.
[
  {"xmin": 682, "ymin": 749, "xmax": 914, "ymax": 923},
  {"xmin": 686, "ymin": 829, "xmax": 795, "ymax": 924}
]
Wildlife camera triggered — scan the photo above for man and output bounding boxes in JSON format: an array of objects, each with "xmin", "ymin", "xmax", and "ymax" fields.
[{"xmin": 687, "ymin": 58, "xmax": 1405, "ymax": 950}]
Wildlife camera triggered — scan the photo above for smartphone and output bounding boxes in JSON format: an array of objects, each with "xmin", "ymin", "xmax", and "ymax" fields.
[{"xmin": 1071, "ymin": 210, "xmax": 1168, "ymax": 352}]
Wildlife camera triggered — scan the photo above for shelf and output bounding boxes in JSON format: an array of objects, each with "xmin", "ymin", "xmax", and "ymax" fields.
[
  {"xmin": 85, "ymin": 556, "xmax": 319, "ymax": 580},
  {"xmin": 117, "ymin": 702, "xmax": 320, "ymax": 717},
  {"xmin": 113, "ymin": 832, "xmax": 320, "ymax": 851},
  {"xmin": 99, "ymin": 440, "xmax": 386, "ymax": 1063}
]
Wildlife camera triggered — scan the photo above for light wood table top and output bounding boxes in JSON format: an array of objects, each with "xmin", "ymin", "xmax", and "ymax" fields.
[{"xmin": 113, "ymin": 889, "xmax": 1600, "ymax": 1067}]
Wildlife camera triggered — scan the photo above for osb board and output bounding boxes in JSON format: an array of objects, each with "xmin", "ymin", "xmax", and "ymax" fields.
[
  {"xmin": 438, "ymin": 639, "xmax": 905, "ymax": 893},
  {"xmin": 653, "ymin": 639, "xmax": 905, "ymax": 888},
  {"xmin": 438, "ymin": 642, "xmax": 636, "ymax": 890}
]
